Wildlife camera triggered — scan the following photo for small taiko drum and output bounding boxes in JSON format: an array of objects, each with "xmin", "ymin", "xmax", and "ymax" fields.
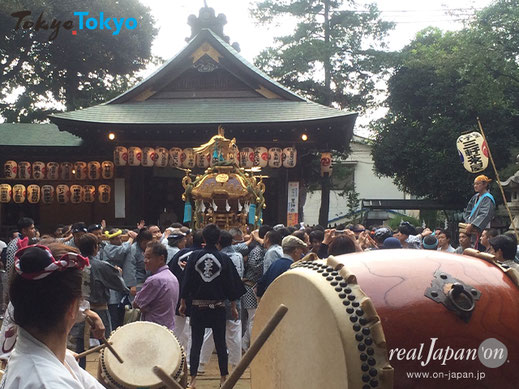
[
  {"xmin": 252, "ymin": 250, "xmax": 519, "ymax": 389},
  {"xmin": 98, "ymin": 322, "xmax": 186, "ymax": 389}
]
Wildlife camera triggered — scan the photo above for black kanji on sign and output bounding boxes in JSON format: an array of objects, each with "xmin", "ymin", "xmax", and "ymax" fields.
[{"xmin": 468, "ymin": 154, "xmax": 483, "ymax": 172}]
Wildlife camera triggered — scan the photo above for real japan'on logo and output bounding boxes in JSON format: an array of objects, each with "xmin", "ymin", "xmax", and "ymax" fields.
[{"xmin": 195, "ymin": 253, "xmax": 222, "ymax": 282}]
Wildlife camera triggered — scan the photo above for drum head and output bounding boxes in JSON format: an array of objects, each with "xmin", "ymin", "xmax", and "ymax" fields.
[
  {"xmin": 251, "ymin": 260, "xmax": 393, "ymax": 389},
  {"xmin": 102, "ymin": 321, "xmax": 183, "ymax": 388}
]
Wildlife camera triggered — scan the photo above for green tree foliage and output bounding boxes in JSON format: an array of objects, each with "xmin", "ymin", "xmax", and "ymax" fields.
[
  {"xmin": 0, "ymin": 0, "xmax": 158, "ymax": 122},
  {"xmin": 250, "ymin": 0, "xmax": 394, "ymax": 111},
  {"xmin": 371, "ymin": 0, "xmax": 519, "ymax": 206}
]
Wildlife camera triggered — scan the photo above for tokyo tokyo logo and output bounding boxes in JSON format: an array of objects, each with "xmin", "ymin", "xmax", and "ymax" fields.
[{"xmin": 11, "ymin": 10, "xmax": 138, "ymax": 41}]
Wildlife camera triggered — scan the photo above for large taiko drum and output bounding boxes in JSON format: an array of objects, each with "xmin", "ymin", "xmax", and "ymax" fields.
[
  {"xmin": 251, "ymin": 250, "xmax": 519, "ymax": 389},
  {"xmin": 98, "ymin": 322, "xmax": 185, "ymax": 389}
]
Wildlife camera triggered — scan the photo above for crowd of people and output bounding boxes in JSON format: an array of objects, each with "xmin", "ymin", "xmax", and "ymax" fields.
[{"xmin": 0, "ymin": 173, "xmax": 518, "ymax": 388}]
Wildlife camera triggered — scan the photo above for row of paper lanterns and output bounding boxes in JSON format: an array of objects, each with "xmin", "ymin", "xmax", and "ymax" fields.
[
  {"xmin": 3, "ymin": 161, "xmax": 115, "ymax": 181},
  {"xmin": 114, "ymin": 146, "xmax": 298, "ymax": 169},
  {"xmin": 0, "ymin": 184, "xmax": 111, "ymax": 204}
]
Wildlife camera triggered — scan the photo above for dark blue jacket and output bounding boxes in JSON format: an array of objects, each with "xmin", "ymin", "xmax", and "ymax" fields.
[{"xmin": 256, "ymin": 257, "xmax": 293, "ymax": 297}]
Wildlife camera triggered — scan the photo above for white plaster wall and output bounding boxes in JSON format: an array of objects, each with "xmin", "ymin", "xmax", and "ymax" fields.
[
  {"xmin": 348, "ymin": 141, "xmax": 405, "ymax": 200},
  {"xmin": 302, "ymin": 137, "xmax": 407, "ymax": 225}
]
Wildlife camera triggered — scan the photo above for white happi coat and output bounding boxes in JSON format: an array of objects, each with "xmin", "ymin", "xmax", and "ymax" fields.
[{"xmin": 0, "ymin": 328, "xmax": 103, "ymax": 389}]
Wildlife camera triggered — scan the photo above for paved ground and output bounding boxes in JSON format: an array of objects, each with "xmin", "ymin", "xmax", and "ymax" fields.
[{"xmin": 86, "ymin": 351, "xmax": 251, "ymax": 388}]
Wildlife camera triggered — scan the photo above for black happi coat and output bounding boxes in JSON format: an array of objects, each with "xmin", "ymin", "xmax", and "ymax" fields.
[{"xmin": 181, "ymin": 245, "xmax": 245, "ymax": 302}]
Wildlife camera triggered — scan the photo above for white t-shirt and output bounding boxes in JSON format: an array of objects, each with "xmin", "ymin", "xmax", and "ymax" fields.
[{"xmin": 0, "ymin": 327, "xmax": 104, "ymax": 389}]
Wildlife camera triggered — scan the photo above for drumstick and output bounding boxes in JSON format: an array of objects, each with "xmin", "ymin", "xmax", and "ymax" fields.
[
  {"xmin": 74, "ymin": 342, "xmax": 111, "ymax": 359},
  {"xmin": 152, "ymin": 366, "xmax": 184, "ymax": 389},
  {"xmin": 85, "ymin": 316, "xmax": 124, "ymax": 364},
  {"xmin": 220, "ymin": 304, "xmax": 288, "ymax": 389}
]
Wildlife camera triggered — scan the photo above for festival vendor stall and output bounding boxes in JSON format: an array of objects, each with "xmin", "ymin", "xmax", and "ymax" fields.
[{"xmin": 181, "ymin": 128, "xmax": 266, "ymax": 232}]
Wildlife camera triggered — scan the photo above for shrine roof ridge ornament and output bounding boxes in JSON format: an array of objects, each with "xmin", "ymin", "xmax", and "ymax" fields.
[{"xmin": 186, "ymin": 5, "xmax": 240, "ymax": 52}]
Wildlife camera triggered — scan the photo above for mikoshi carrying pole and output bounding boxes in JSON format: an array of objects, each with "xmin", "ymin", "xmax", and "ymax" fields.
[{"xmin": 477, "ymin": 117, "xmax": 519, "ymax": 242}]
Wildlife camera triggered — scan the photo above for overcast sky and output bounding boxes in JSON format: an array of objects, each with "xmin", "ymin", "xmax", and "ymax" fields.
[
  {"xmin": 141, "ymin": 0, "xmax": 493, "ymax": 61},
  {"xmin": 136, "ymin": 0, "xmax": 494, "ymax": 135}
]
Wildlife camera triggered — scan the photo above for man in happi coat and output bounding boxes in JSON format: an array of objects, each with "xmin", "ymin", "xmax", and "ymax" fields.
[
  {"xmin": 463, "ymin": 175, "xmax": 496, "ymax": 250},
  {"xmin": 179, "ymin": 224, "xmax": 245, "ymax": 389}
]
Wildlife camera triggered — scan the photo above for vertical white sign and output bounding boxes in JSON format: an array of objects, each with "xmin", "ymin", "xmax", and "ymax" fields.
[
  {"xmin": 114, "ymin": 178, "xmax": 125, "ymax": 218},
  {"xmin": 287, "ymin": 181, "xmax": 299, "ymax": 226}
]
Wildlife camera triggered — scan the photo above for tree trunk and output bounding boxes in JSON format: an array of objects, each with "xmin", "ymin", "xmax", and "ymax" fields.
[
  {"xmin": 318, "ymin": 1, "xmax": 332, "ymax": 226},
  {"xmin": 65, "ymin": 70, "xmax": 79, "ymax": 111},
  {"xmin": 323, "ymin": 0, "xmax": 332, "ymax": 106},
  {"xmin": 319, "ymin": 173, "xmax": 331, "ymax": 227}
]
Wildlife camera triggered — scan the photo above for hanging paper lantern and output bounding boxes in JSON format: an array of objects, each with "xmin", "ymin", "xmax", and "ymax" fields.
[
  {"xmin": 98, "ymin": 184, "xmax": 111, "ymax": 203},
  {"xmin": 87, "ymin": 161, "xmax": 101, "ymax": 180},
  {"xmin": 155, "ymin": 147, "xmax": 169, "ymax": 167},
  {"xmin": 128, "ymin": 147, "xmax": 143, "ymax": 167},
  {"xmin": 70, "ymin": 185, "xmax": 83, "ymax": 204},
  {"xmin": 46, "ymin": 162, "xmax": 60, "ymax": 180},
  {"xmin": 32, "ymin": 162, "xmax": 46, "ymax": 180},
  {"xmin": 268, "ymin": 147, "xmax": 283, "ymax": 168},
  {"xmin": 195, "ymin": 152, "xmax": 210, "ymax": 169},
  {"xmin": 18, "ymin": 162, "xmax": 31, "ymax": 179},
  {"xmin": 254, "ymin": 147, "xmax": 269, "ymax": 168},
  {"xmin": 101, "ymin": 161, "xmax": 114, "ymax": 179},
  {"xmin": 60, "ymin": 162, "xmax": 74, "ymax": 180},
  {"xmin": 83, "ymin": 185, "xmax": 95, "ymax": 203},
  {"xmin": 4, "ymin": 161, "xmax": 18, "ymax": 179},
  {"xmin": 74, "ymin": 162, "xmax": 87, "ymax": 180},
  {"xmin": 114, "ymin": 146, "xmax": 128, "ymax": 166},
  {"xmin": 456, "ymin": 132, "xmax": 489, "ymax": 173},
  {"xmin": 0, "ymin": 184, "xmax": 12, "ymax": 203},
  {"xmin": 142, "ymin": 147, "xmax": 156, "ymax": 167},
  {"xmin": 320, "ymin": 152, "xmax": 332, "ymax": 176},
  {"xmin": 13, "ymin": 184, "xmax": 26, "ymax": 203},
  {"xmin": 169, "ymin": 147, "xmax": 183, "ymax": 167},
  {"xmin": 41, "ymin": 185, "xmax": 54, "ymax": 204},
  {"xmin": 228, "ymin": 145, "xmax": 240, "ymax": 166},
  {"xmin": 282, "ymin": 147, "xmax": 297, "ymax": 168},
  {"xmin": 240, "ymin": 147, "xmax": 254, "ymax": 168},
  {"xmin": 27, "ymin": 184, "xmax": 40, "ymax": 204},
  {"xmin": 182, "ymin": 148, "xmax": 196, "ymax": 169},
  {"xmin": 56, "ymin": 184, "xmax": 70, "ymax": 204}
]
